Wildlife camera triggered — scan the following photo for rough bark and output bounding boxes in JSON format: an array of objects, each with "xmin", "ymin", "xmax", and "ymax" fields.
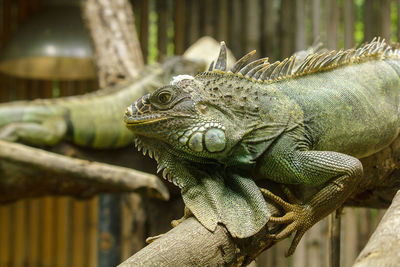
[
  {"xmin": 119, "ymin": 211, "xmax": 280, "ymax": 267},
  {"xmin": 0, "ymin": 140, "xmax": 169, "ymax": 203},
  {"xmin": 353, "ymin": 190, "xmax": 400, "ymax": 267},
  {"xmin": 82, "ymin": 0, "xmax": 144, "ymax": 88}
]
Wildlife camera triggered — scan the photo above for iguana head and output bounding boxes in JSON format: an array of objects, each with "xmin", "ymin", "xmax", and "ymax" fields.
[
  {"xmin": 124, "ymin": 73, "xmax": 241, "ymax": 162},
  {"xmin": 124, "ymin": 42, "xmax": 287, "ymax": 166}
]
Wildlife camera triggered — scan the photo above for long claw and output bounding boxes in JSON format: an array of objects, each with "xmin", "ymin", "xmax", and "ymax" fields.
[
  {"xmin": 268, "ymin": 211, "xmax": 295, "ymax": 224},
  {"xmin": 285, "ymin": 229, "xmax": 307, "ymax": 257},
  {"xmin": 274, "ymin": 221, "xmax": 298, "ymax": 240},
  {"xmin": 260, "ymin": 188, "xmax": 293, "ymax": 211}
]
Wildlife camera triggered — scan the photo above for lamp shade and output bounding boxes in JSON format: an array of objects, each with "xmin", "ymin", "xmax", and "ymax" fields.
[{"xmin": 0, "ymin": 6, "xmax": 95, "ymax": 80}]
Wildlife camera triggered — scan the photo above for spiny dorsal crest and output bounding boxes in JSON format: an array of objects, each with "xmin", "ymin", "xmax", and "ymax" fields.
[{"xmin": 205, "ymin": 38, "xmax": 400, "ymax": 83}]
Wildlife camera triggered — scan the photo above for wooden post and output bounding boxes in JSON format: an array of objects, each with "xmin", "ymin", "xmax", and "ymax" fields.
[
  {"xmin": 244, "ymin": 0, "xmax": 260, "ymax": 54},
  {"xmin": 156, "ymin": 0, "xmax": 168, "ymax": 61},
  {"xmin": 185, "ymin": 0, "xmax": 200, "ymax": 48},
  {"xmin": 27, "ymin": 199, "xmax": 40, "ymax": 267},
  {"xmin": 41, "ymin": 197, "xmax": 55, "ymax": 266},
  {"xmin": 329, "ymin": 210, "xmax": 342, "ymax": 267},
  {"xmin": 0, "ymin": 206, "xmax": 11, "ymax": 266},
  {"xmin": 72, "ymin": 200, "xmax": 88, "ymax": 266},
  {"xmin": 295, "ymin": 0, "xmax": 307, "ymax": 51},
  {"xmin": 363, "ymin": 0, "xmax": 380, "ymax": 42},
  {"xmin": 358, "ymin": 208, "xmax": 372, "ymax": 252},
  {"xmin": 344, "ymin": 0, "xmax": 355, "ymax": 49},
  {"xmin": 13, "ymin": 201, "xmax": 27, "ymax": 267},
  {"xmin": 55, "ymin": 198, "xmax": 71, "ymax": 267},
  {"xmin": 326, "ymin": 0, "xmax": 339, "ymax": 49},
  {"xmin": 201, "ymin": 0, "xmax": 215, "ymax": 37},
  {"xmin": 174, "ymin": 0, "xmax": 186, "ymax": 55},
  {"xmin": 343, "ymin": 208, "xmax": 358, "ymax": 267},
  {"xmin": 229, "ymin": 0, "xmax": 243, "ymax": 57},
  {"xmin": 307, "ymin": 220, "xmax": 323, "ymax": 267},
  {"xmin": 312, "ymin": 0, "xmax": 321, "ymax": 42},
  {"xmin": 380, "ymin": 0, "xmax": 391, "ymax": 41},
  {"xmin": 88, "ymin": 197, "xmax": 99, "ymax": 267},
  {"xmin": 217, "ymin": 0, "xmax": 229, "ymax": 44},
  {"xmin": 139, "ymin": 0, "xmax": 149, "ymax": 63},
  {"xmin": 261, "ymin": 0, "xmax": 277, "ymax": 60},
  {"xmin": 2, "ymin": 0, "xmax": 12, "ymax": 48},
  {"xmin": 279, "ymin": 0, "xmax": 295, "ymax": 58},
  {"xmin": 293, "ymin": 233, "xmax": 306, "ymax": 267}
]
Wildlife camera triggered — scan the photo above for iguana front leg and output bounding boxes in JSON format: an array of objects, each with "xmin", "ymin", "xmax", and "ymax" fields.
[{"xmin": 258, "ymin": 142, "xmax": 363, "ymax": 256}]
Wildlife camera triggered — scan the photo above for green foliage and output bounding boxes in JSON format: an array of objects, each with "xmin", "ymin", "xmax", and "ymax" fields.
[
  {"xmin": 148, "ymin": 0, "xmax": 158, "ymax": 64},
  {"xmin": 392, "ymin": 0, "xmax": 398, "ymax": 42}
]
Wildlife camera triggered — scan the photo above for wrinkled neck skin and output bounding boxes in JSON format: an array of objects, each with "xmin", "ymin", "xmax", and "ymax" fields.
[{"xmin": 133, "ymin": 134, "xmax": 216, "ymax": 186}]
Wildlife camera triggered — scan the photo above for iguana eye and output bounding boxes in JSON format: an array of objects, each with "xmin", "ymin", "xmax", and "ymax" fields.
[{"xmin": 158, "ymin": 92, "xmax": 172, "ymax": 104}]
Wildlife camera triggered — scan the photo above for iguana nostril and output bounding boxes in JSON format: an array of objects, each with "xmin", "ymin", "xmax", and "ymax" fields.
[
  {"xmin": 142, "ymin": 94, "xmax": 151, "ymax": 104},
  {"xmin": 125, "ymin": 105, "xmax": 133, "ymax": 116}
]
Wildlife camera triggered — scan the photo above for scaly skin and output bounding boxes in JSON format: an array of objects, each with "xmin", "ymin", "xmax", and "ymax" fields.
[
  {"xmin": 124, "ymin": 38, "xmax": 400, "ymax": 256},
  {"xmin": 0, "ymin": 57, "xmax": 205, "ymax": 148}
]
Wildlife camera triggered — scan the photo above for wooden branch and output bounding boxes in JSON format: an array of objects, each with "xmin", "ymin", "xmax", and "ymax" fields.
[
  {"xmin": 118, "ymin": 218, "xmax": 238, "ymax": 266},
  {"xmin": 118, "ymin": 204, "xmax": 282, "ymax": 267},
  {"xmin": 82, "ymin": 0, "xmax": 144, "ymax": 88},
  {"xmin": 353, "ymin": 190, "xmax": 400, "ymax": 267},
  {"xmin": 0, "ymin": 140, "xmax": 169, "ymax": 203}
]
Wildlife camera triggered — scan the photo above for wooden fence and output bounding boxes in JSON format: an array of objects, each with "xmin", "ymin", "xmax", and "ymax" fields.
[{"xmin": 0, "ymin": 0, "xmax": 397, "ymax": 266}]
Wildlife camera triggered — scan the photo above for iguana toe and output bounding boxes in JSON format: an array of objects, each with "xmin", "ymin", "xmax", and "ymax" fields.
[{"xmin": 171, "ymin": 206, "xmax": 193, "ymax": 227}]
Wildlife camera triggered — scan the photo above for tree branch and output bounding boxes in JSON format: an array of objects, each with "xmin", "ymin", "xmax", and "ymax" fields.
[
  {"xmin": 0, "ymin": 140, "xmax": 169, "ymax": 203},
  {"xmin": 82, "ymin": 0, "xmax": 144, "ymax": 88},
  {"xmin": 353, "ymin": 190, "xmax": 400, "ymax": 267},
  {"xmin": 118, "ymin": 206, "xmax": 281, "ymax": 267}
]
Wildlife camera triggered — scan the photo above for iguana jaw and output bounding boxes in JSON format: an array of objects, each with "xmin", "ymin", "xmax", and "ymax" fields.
[{"xmin": 124, "ymin": 116, "xmax": 169, "ymax": 125}]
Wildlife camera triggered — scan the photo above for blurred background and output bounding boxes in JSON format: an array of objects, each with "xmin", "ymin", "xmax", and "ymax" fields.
[{"xmin": 0, "ymin": 0, "xmax": 396, "ymax": 266}]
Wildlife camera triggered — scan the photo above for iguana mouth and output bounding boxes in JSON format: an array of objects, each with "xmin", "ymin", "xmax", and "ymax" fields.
[
  {"xmin": 124, "ymin": 116, "xmax": 168, "ymax": 125},
  {"xmin": 124, "ymin": 104, "xmax": 170, "ymax": 125}
]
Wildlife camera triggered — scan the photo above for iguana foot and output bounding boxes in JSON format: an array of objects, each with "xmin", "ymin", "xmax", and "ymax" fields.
[
  {"xmin": 260, "ymin": 186, "xmax": 315, "ymax": 257},
  {"xmin": 171, "ymin": 206, "xmax": 193, "ymax": 227}
]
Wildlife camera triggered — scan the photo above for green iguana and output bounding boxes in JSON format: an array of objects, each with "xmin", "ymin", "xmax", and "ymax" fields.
[
  {"xmin": 0, "ymin": 58, "xmax": 204, "ymax": 148},
  {"xmin": 124, "ymin": 38, "xmax": 400, "ymax": 256}
]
